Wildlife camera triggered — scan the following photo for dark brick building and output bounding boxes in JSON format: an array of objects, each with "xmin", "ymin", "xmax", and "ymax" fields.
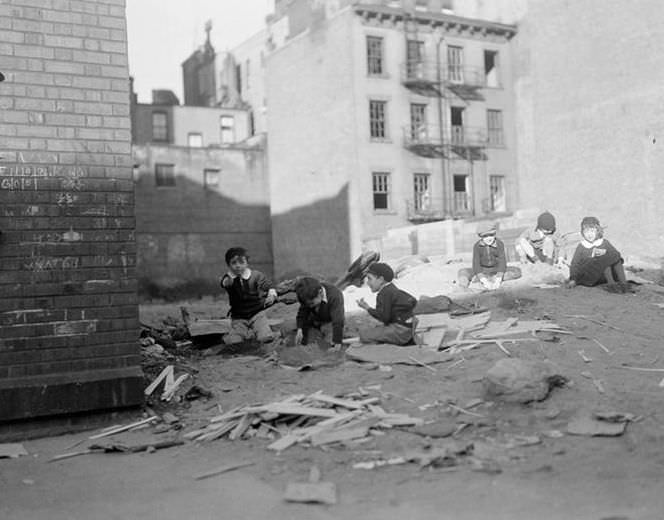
[{"xmin": 0, "ymin": 0, "xmax": 142, "ymax": 422}]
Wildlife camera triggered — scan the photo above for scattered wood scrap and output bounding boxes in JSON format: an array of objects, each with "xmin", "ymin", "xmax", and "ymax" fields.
[
  {"xmin": 182, "ymin": 391, "xmax": 423, "ymax": 451},
  {"xmin": 0, "ymin": 443, "xmax": 28, "ymax": 459}
]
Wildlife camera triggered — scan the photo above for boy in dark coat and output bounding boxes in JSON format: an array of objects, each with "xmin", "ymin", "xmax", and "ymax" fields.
[
  {"xmin": 220, "ymin": 247, "xmax": 277, "ymax": 344},
  {"xmin": 458, "ymin": 223, "xmax": 522, "ymax": 290},
  {"xmin": 294, "ymin": 277, "xmax": 345, "ymax": 349},
  {"xmin": 357, "ymin": 263, "xmax": 417, "ymax": 345},
  {"xmin": 567, "ymin": 216, "xmax": 632, "ymax": 293}
]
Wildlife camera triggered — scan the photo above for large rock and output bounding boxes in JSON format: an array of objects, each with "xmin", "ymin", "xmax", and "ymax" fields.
[{"xmin": 483, "ymin": 359, "xmax": 567, "ymax": 403}]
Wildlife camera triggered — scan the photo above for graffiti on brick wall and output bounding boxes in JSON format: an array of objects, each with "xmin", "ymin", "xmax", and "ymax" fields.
[{"xmin": 0, "ymin": 164, "xmax": 86, "ymax": 191}]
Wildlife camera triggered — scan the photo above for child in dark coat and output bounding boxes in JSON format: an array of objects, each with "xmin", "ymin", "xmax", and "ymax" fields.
[
  {"xmin": 294, "ymin": 277, "xmax": 345, "ymax": 349},
  {"xmin": 567, "ymin": 217, "xmax": 631, "ymax": 293},
  {"xmin": 220, "ymin": 247, "xmax": 277, "ymax": 344},
  {"xmin": 458, "ymin": 223, "xmax": 522, "ymax": 290},
  {"xmin": 357, "ymin": 263, "xmax": 417, "ymax": 345}
]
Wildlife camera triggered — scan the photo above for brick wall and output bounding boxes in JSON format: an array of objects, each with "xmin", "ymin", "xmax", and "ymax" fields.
[{"xmin": 0, "ymin": 0, "xmax": 142, "ymax": 422}]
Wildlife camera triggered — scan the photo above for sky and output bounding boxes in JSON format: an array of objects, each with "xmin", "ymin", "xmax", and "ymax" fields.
[{"xmin": 126, "ymin": 0, "xmax": 273, "ymax": 103}]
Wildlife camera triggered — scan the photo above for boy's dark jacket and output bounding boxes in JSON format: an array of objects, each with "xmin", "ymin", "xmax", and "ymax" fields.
[
  {"xmin": 296, "ymin": 282, "xmax": 345, "ymax": 344},
  {"xmin": 222, "ymin": 270, "xmax": 272, "ymax": 319},
  {"xmin": 472, "ymin": 238, "xmax": 507, "ymax": 276},
  {"xmin": 368, "ymin": 283, "xmax": 417, "ymax": 326}
]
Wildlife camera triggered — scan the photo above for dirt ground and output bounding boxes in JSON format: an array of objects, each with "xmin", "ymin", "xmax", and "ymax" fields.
[{"xmin": 3, "ymin": 268, "xmax": 664, "ymax": 520}]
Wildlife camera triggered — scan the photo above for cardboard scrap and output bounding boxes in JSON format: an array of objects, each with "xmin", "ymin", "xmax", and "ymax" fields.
[
  {"xmin": 284, "ymin": 482, "xmax": 337, "ymax": 505},
  {"xmin": 0, "ymin": 443, "xmax": 28, "ymax": 459},
  {"xmin": 345, "ymin": 344, "xmax": 452, "ymax": 366}
]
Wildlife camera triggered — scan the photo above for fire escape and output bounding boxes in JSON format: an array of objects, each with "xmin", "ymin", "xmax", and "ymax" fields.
[{"xmin": 401, "ymin": 13, "xmax": 487, "ymax": 222}]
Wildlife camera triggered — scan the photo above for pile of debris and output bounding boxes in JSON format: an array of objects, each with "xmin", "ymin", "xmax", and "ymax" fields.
[{"xmin": 183, "ymin": 391, "xmax": 423, "ymax": 450}]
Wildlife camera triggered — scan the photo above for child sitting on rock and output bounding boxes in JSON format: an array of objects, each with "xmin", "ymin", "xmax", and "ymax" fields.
[
  {"xmin": 567, "ymin": 216, "xmax": 632, "ymax": 293},
  {"xmin": 294, "ymin": 277, "xmax": 345, "ymax": 350},
  {"xmin": 356, "ymin": 263, "xmax": 417, "ymax": 345},
  {"xmin": 516, "ymin": 211, "xmax": 559, "ymax": 265},
  {"xmin": 458, "ymin": 223, "xmax": 522, "ymax": 290},
  {"xmin": 219, "ymin": 247, "xmax": 277, "ymax": 344}
]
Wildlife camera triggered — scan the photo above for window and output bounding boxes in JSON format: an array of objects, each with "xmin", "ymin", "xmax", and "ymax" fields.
[
  {"xmin": 406, "ymin": 40, "xmax": 424, "ymax": 78},
  {"xmin": 415, "ymin": 0, "xmax": 428, "ymax": 11},
  {"xmin": 489, "ymin": 175, "xmax": 506, "ymax": 211},
  {"xmin": 447, "ymin": 45, "xmax": 464, "ymax": 83},
  {"xmin": 450, "ymin": 106, "xmax": 464, "ymax": 144},
  {"xmin": 413, "ymin": 173, "xmax": 430, "ymax": 211},
  {"xmin": 484, "ymin": 50, "xmax": 500, "ymax": 87},
  {"xmin": 487, "ymin": 109, "xmax": 504, "ymax": 146},
  {"xmin": 249, "ymin": 111, "xmax": 255, "ymax": 136},
  {"xmin": 245, "ymin": 59, "xmax": 250, "ymax": 90},
  {"xmin": 369, "ymin": 100, "xmax": 387, "ymax": 139},
  {"xmin": 410, "ymin": 103, "xmax": 427, "ymax": 140},
  {"xmin": 235, "ymin": 63, "xmax": 242, "ymax": 94},
  {"xmin": 366, "ymin": 36, "xmax": 384, "ymax": 76},
  {"xmin": 204, "ymin": 169, "xmax": 220, "ymax": 189},
  {"xmin": 453, "ymin": 174, "xmax": 470, "ymax": 213},
  {"xmin": 220, "ymin": 115, "xmax": 235, "ymax": 143},
  {"xmin": 372, "ymin": 172, "xmax": 390, "ymax": 210},
  {"xmin": 187, "ymin": 132, "xmax": 203, "ymax": 147},
  {"xmin": 155, "ymin": 163, "xmax": 175, "ymax": 187},
  {"xmin": 151, "ymin": 111, "xmax": 168, "ymax": 142}
]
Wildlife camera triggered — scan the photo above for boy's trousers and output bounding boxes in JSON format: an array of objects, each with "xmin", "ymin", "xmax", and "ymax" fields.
[{"xmin": 224, "ymin": 310, "xmax": 273, "ymax": 344}]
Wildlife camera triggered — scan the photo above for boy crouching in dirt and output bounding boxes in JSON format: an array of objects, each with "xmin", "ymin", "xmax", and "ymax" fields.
[
  {"xmin": 356, "ymin": 263, "xmax": 417, "ymax": 346},
  {"xmin": 294, "ymin": 277, "xmax": 345, "ymax": 350},
  {"xmin": 567, "ymin": 217, "xmax": 633, "ymax": 294},
  {"xmin": 219, "ymin": 247, "xmax": 277, "ymax": 344}
]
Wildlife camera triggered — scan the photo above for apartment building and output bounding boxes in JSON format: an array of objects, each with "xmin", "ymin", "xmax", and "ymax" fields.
[
  {"xmin": 265, "ymin": 0, "xmax": 517, "ymax": 278},
  {"xmin": 130, "ymin": 90, "xmax": 272, "ymax": 297}
]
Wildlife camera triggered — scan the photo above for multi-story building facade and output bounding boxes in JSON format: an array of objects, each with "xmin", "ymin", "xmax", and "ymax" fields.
[
  {"xmin": 130, "ymin": 90, "xmax": 272, "ymax": 297},
  {"xmin": 265, "ymin": 0, "xmax": 517, "ymax": 277}
]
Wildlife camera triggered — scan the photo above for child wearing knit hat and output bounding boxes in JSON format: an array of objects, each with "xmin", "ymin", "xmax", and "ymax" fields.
[
  {"xmin": 458, "ymin": 222, "xmax": 522, "ymax": 290},
  {"xmin": 567, "ymin": 216, "xmax": 632, "ymax": 293},
  {"xmin": 515, "ymin": 211, "xmax": 559, "ymax": 265},
  {"xmin": 356, "ymin": 262, "xmax": 418, "ymax": 345}
]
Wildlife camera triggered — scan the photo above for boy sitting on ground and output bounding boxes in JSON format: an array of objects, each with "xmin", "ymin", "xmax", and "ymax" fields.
[
  {"xmin": 567, "ymin": 216, "xmax": 632, "ymax": 293},
  {"xmin": 219, "ymin": 247, "xmax": 277, "ymax": 344},
  {"xmin": 294, "ymin": 277, "xmax": 345, "ymax": 350},
  {"xmin": 516, "ymin": 211, "xmax": 559, "ymax": 265},
  {"xmin": 356, "ymin": 263, "xmax": 417, "ymax": 346},
  {"xmin": 458, "ymin": 223, "xmax": 522, "ymax": 290}
]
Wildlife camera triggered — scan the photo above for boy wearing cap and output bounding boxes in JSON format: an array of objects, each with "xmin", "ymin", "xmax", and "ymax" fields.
[
  {"xmin": 567, "ymin": 216, "xmax": 632, "ymax": 293},
  {"xmin": 356, "ymin": 262, "xmax": 417, "ymax": 345},
  {"xmin": 294, "ymin": 277, "xmax": 345, "ymax": 350},
  {"xmin": 219, "ymin": 247, "xmax": 277, "ymax": 344},
  {"xmin": 516, "ymin": 211, "xmax": 559, "ymax": 265},
  {"xmin": 458, "ymin": 223, "xmax": 522, "ymax": 290}
]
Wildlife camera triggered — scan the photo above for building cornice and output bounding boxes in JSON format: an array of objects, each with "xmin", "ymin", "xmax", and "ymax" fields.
[{"xmin": 353, "ymin": 4, "xmax": 517, "ymax": 39}]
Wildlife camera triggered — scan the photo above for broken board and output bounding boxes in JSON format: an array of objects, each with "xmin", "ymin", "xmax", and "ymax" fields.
[
  {"xmin": 284, "ymin": 482, "xmax": 337, "ymax": 505},
  {"xmin": 188, "ymin": 319, "xmax": 232, "ymax": 337}
]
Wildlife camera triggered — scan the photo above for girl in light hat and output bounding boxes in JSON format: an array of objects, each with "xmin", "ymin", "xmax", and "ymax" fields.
[{"xmin": 567, "ymin": 217, "xmax": 632, "ymax": 293}]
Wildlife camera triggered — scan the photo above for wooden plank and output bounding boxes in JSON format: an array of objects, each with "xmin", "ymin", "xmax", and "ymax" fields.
[
  {"xmin": 144, "ymin": 366, "xmax": 173, "ymax": 396},
  {"xmin": 161, "ymin": 374, "xmax": 189, "ymax": 401},
  {"xmin": 418, "ymin": 327, "xmax": 447, "ymax": 349},
  {"xmin": 193, "ymin": 461, "xmax": 254, "ymax": 480},
  {"xmin": 88, "ymin": 416, "xmax": 158, "ymax": 440},
  {"xmin": 308, "ymin": 392, "xmax": 366, "ymax": 410},
  {"xmin": 311, "ymin": 425, "xmax": 370, "ymax": 446},
  {"xmin": 188, "ymin": 319, "xmax": 232, "ymax": 337},
  {"xmin": 197, "ymin": 421, "xmax": 237, "ymax": 442},
  {"xmin": 260, "ymin": 403, "xmax": 339, "ymax": 418},
  {"xmin": 228, "ymin": 414, "xmax": 253, "ymax": 440}
]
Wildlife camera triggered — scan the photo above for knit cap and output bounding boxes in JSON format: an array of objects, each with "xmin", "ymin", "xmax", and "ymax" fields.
[
  {"xmin": 477, "ymin": 222, "xmax": 498, "ymax": 237},
  {"xmin": 536, "ymin": 211, "xmax": 556, "ymax": 233},
  {"xmin": 367, "ymin": 262, "xmax": 394, "ymax": 282}
]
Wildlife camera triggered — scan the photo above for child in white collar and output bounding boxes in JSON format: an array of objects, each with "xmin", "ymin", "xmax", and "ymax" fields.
[
  {"xmin": 567, "ymin": 217, "xmax": 631, "ymax": 293},
  {"xmin": 220, "ymin": 247, "xmax": 277, "ymax": 344}
]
